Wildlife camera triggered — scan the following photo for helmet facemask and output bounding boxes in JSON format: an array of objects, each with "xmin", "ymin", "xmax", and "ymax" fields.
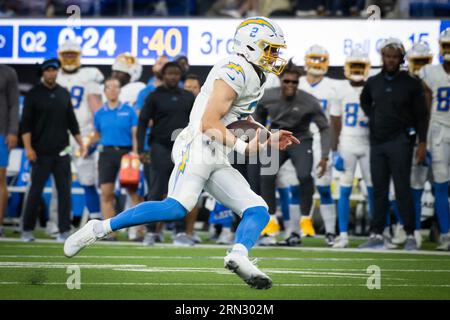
[
  {"xmin": 256, "ymin": 40, "xmax": 287, "ymax": 76},
  {"xmin": 440, "ymin": 40, "xmax": 450, "ymax": 61},
  {"xmin": 344, "ymin": 61, "xmax": 370, "ymax": 82},
  {"xmin": 408, "ymin": 56, "xmax": 432, "ymax": 75},
  {"xmin": 305, "ymin": 54, "xmax": 329, "ymax": 76},
  {"xmin": 58, "ymin": 50, "xmax": 81, "ymax": 72}
]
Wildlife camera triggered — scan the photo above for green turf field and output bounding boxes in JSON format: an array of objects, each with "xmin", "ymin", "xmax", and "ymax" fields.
[{"xmin": 0, "ymin": 236, "xmax": 449, "ymax": 300}]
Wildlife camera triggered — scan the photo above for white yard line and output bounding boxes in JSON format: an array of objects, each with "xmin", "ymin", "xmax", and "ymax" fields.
[
  {"xmin": 0, "ymin": 259, "xmax": 447, "ymax": 273},
  {"xmin": 0, "ymin": 262, "xmax": 147, "ymax": 269},
  {"xmin": 0, "ymin": 281, "xmax": 449, "ymax": 288},
  {"xmin": 1, "ymin": 254, "xmax": 449, "ymax": 262},
  {"xmin": 1, "ymin": 238, "xmax": 450, "ymax": 256}
]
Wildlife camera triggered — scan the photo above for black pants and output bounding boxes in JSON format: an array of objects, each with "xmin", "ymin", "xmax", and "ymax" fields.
[
  {"xmin": 149, "ymin": 143, "xmax": 174, "ymax": 201},
  {"xmin": 260, "ymin": 138, "xmax": 314, "ymax": 216},
  {"xmin": 98, "ymin": 147, "xmax": 131, "ymax": 185},
  {"xmin": 22, "ymin": 154, "xmax": 72, "ymax": 232},
  {"xmin": 147, "ymin": 142, "xmax": 175, "ymax": 233},
  {"xmin": 370, "ymin": 133, "xmax": 415, "ymax": 235}
]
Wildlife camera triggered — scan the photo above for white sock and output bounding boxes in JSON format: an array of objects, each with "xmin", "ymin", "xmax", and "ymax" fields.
[
  {"xmin": 320, "ymin": 204, "xmax": 336, "ymax": 234},
  {"xmin": 289, "ymin": 204, "xmax": 301, "ymax": 234},
  {"xmin": 89, "ymin": 212, "xmax": 103, "ymax": 220},
  {"xmin": 231, "ymin": 243, "xmax": 248, "ymax": 256},
  {"xmin": 339, "ymin": 232, "xmax": 348, "ymax": 239},
  {"xmin": 94, "ymin": 219, "xmax": 112, "ymax": 236}
]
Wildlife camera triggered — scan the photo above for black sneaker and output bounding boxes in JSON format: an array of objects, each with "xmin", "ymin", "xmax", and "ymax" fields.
[
  {"xmin": 358, "ymin": 234, "xmax": 385, "ymax": 249},
  {"xmin": 278, "ymin": 232, "xmax": 301, "ymax": 246},
  {"xmin": 325, "ymin": 233, "xmax": 336, "ymax": 246}
]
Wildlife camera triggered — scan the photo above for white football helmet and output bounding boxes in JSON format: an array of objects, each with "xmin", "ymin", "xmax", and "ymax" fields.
[
  {"xmin": 112, "ymin": 52, "xmax": 142, "ymax": 82},
  {"xmin": 233, "ymin": 16, "xmax": 287, "ymax": 75},
  {"xmin": 57, "ymin": 39, "xmax": 82, "ymax": 72},
  {"xmin": 344, "ymin": 48, "xmax": 370, "ymax": 82},
  {"xmin": 304, "ymin": 45, "xmax": 329, "ymax": 76},
  {"xmin": 439, "ymin": 27, "xmax": 450, "ymax": 61},
  {"xmin": 406, "ymin": 42, "xmax": 433, "ymax": 75}
]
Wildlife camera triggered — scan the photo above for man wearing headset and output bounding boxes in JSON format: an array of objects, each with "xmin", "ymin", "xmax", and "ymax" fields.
[{"xmin": 358, "ymin": 38, "xmax": 429, "ymax": 250}]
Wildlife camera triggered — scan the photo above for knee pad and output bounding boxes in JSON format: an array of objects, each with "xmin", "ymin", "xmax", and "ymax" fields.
[{"xmin": 317, "ymin": 186, "xmax": 333, "ymax": 205}]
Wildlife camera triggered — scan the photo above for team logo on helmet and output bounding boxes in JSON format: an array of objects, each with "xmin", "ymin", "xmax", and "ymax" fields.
[{"xmin": 233, "ymin": 17, "xmax": 287, "ymax": 76}]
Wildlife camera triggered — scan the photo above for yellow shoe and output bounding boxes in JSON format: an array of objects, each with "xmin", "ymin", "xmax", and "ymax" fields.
[
  {"xmin": 260, "ymin": 216, "xmax": 280, "ymax": 236},
  {"xmin": 300, "ymin": 217, "xmax": 316, "ymax": 237}
]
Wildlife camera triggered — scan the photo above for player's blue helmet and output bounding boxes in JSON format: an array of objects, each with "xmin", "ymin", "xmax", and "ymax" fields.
[{"xmin": 233, "ymin": 16, "xmax": 287, "ymax": 76}]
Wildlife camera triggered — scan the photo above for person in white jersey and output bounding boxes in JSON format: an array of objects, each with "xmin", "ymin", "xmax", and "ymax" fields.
[
  {"xmin": 64, "ymin": 16, "xmax": 299, "ymax": 289},
  {"xmin": 55, "ymin": 40, "xmax": 104, "ymax": 236},
  {"xmin": 298, "ymin": 44, "xmax": 338, "ymax": 245},
  {"xmin": 419, "ymin": 28, "xmax": 450, "ymax": 251},
  {"xmin": 330, "ymin": 49, "xmax": 373, "ymax": 248}
]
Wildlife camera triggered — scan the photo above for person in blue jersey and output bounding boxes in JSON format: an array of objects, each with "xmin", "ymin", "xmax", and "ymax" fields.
[{"xmin": 84, "ymin": 77, "xmax": 140, "ymax": 240}]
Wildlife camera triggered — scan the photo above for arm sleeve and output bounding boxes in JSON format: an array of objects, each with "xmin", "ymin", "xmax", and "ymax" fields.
[
  {"xmin": 412, "ymin": 80, "xmax": 429, "ymax": 143},
  {"xmin": 6, "ymin": 68, "xmax": 19, "ymax": 135},
  {"xmin": 21, "ymin": 91, "xmax": 34, "ymax": 134},
  {"xmin": 67, "ymin": 94, "xmax": 81, "ymax": 136},
  {"xmin": 94, "ymin": 111, "xmax": 101, "ymax": 133},
  {"xmin": 137, "ymin": 94, "xmax": 154, "ymax": 153},
  {"xmin": 329, "ymin": 91, "xmax": 342, "ymax": 117},
  {"xmin": 328, "ymin": 82, "xmax": 342, "ymax": 117},
  {"xmin": 216, "ymin": 62, "xmax": 246, "ymax": 96},
  {"xmin": 85, "ymin": 81, "xmax": 102, "ymax": 95},
  {"xmin": 359, "ymin": 80, "xmax": 372, "ymax": 116},
  {"xmin": 312, "ymin": 101, "xmax": 331, "ymax": 158}
]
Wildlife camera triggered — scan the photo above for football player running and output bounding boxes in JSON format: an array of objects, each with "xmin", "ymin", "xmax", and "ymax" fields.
[
  {"xmin": 64, "ymin": 17, "xmax": 299, "ymax": 289},
  {"xmin": 330, "ymin": 49, "xmax": 373, "ymax": 248},
  {"xmin": 419, "ymin": 28, "xmax": 450, "ymax": 251},
  {"xmin": 299, "ymin": 45, "xmax": 338, "ymax": 245},
  {"xmin": 56, "ymin": 40, "xmax": 104, "ymax": 227}
]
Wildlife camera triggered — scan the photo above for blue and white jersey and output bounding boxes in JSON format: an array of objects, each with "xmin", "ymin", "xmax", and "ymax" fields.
[
  {"xmin": 330, "ymin": 81, "xmax": 369, "ymax": 139},
  {"xmin": 188, "ymin": 54, "xmax": 266, "ymax": 128},
  {"xmin": 419, "ymin": 64, "xmax": 450, "ymax": 127},
  {"xmin": 57, "ymin": 67, "xmax": 104, "ymax": 135},
  {"xmin": 298, "ymin": 76, "xmax": 339, "ymax": 120}
]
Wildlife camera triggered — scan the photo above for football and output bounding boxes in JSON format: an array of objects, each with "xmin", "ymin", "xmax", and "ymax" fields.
[{"xmin": 226, "ymin": 119, "xmax": 270, "ymax": 143}]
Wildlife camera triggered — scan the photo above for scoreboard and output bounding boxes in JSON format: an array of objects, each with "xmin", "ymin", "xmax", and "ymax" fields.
[{"xmin": 0, "ymin": 18, "xmax": 446, "ymax": 66}]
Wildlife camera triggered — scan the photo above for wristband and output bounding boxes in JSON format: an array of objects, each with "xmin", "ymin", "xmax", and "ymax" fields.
[{"xmin": 233, "ymin": 138, "xmax": 248, "ymax": 155}]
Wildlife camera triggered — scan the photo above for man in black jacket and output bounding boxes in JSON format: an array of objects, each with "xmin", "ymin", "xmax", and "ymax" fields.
[
  {"xmin": 137, "ymin": 62, "xmax": 194, "ymax": 245},
  {"xmin": 359, "ymin": 38, "xmax": 429, "ymax": 250},
  {"xmin": 21, "ymin": 58, "xmax": 85, "ymax": 242}
]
